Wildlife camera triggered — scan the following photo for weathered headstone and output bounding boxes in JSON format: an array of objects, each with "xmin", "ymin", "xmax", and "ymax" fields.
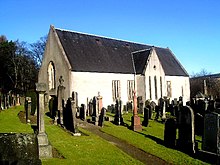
[
  {"xmin": 114, "ymin": 99, "xmax": 124, "ymax": 125},
  {"xmin": 202, "ymin": 112, "xmax": 220, "ymax": 154},
  {"xmin": 177, "ymin": 106, "xmax": 196, "ymax": 154},
  {"xmin": 57, "ymin": 76, "xmax": 65, "ymax": 126},
  {"xmin": 36, "ymin": 83, "xmax": 52, "ymax": 158}
]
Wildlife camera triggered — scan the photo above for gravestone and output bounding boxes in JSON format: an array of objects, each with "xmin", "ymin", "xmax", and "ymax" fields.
[
  {"xmin": 92, "ymin": 96, "xmax": 99, "ymax": 125},
  {"xmin": 16, "ymin": 94, "xmax": 21, "ymax": 106},
  {"xmin": 177, "ymin": 106, "xmax": 196, "ymax": 154},
  {"xmin": 25, "ymin": 97, "xmax": 31, "ymax": 123},
  {"xmin": 97, "ymin": 92, "xmax": 103, "ymax": 115},
  {"xmin": 36, "ymin": 83, "xmax": 52, "ymax": 158},
  {"xmin": 142, "ymin": 107, "xmax": 149, "ymax": 127},
  {"xmin": 114, "ymin": 99, "xmax": 124, "ymax": 125},
  {"xmin": 164, "ymin": 118, "xmax": 176, "ymax": 148},
  {"xmin": 57, "ymin": 76, "xmax": 65, "ymax": 126},
  {"xmin": 80, "ymin": 104, "xmax": 86, "ymax": 120},
  {"xmin": 98, "ymin": 108, "xmax": 106, "ymax": 127},
  {"xmin": 88, "ymin": 99, "xmax": 93, "ymax": 116},
  {"xmin": 202, "ymin": 112, "xmax": 220, "ymax": 154}
]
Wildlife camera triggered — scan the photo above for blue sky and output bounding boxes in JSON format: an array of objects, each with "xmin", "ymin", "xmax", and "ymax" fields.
[{"xmin": 1, "ymin": 0, "xmax": 220, "ymax": 76}]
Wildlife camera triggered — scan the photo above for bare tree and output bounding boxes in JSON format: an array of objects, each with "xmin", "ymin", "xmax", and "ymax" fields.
[{"xmin": 30, "ymin": 35, "xmax": 47, "ymax": 68}]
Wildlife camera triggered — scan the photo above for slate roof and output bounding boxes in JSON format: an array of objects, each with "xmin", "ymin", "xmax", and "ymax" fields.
[
  {"xmin": 132, "ymin": 49, "xmax": 151, "ymax": 74},
  {"xmin": 55, "ymin": 28, "xmax": 188, "ymax": 77}
]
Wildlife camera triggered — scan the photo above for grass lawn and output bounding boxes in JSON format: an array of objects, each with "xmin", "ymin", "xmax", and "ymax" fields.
[
  {"xmin": 102, "ymin": 112, "xmax": 208, "ymax": 165},
  {"xmin": 0, "ymin": 106, "xmax": 143, "ymax": 165}
]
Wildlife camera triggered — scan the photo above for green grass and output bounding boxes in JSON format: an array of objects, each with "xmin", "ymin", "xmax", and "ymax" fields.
[
  {"xmin": 0, "ymin": 106, "xmax": 143, "ymax": 165},
  {"xmin": 102, "ymin": 112, "xmax": 208, "ymax": 165},
  {"xmin": 0, "ymin": 106, "xmax": 33, "ymax": 133}
]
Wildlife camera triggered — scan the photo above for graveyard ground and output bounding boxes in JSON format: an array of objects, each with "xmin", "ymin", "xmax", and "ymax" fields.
[{"xmin": 0, "ymin": 106, "xmax": 210, "ymax": 164}]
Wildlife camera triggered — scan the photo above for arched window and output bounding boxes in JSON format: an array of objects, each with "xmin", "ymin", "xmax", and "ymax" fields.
[{"xmin": 48, "ymin": 62, "xmax": 55, "ymax": 90}]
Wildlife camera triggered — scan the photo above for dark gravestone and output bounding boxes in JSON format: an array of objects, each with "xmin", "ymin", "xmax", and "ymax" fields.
[
  {"xmin": 114, "ymin": 99, "xmax": 124, "ymax": 125},
  {"xmin": 98, "ymin": 108, "xmax": 106, "ymax": 127},
  {"xmin": 92, "ymin": 96, "xmax": 98, "ymax": 125},
  {"xmin": 164, "ymin": 118, "xmax": 176, "ymax": 148},
  {"xmin": 142, "ymin": 107, "xmax": 149, "ymax": 127},
  {"xmin": 80, "ymin": 104, "xmax": 86, "ymax": 120},
  {"xmin": 202, "ymin": 112, "xmax": 220, "ymax": 154},
  {"xmin": 64, "ymin": 98, "xmax": 78, "ymax": 133},
  {"xmin": 0, "ymin": 133, "xmax": 41, "ymax": 165},
  {"xmin": 177, "ymin": 106, "xmax": 196, "ymax": 154},
  {"xmin": 89, "ymin": 99, "xmax": 93, "ymax": 116}
]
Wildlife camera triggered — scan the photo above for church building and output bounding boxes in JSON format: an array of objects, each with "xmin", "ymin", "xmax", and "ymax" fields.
[{"xmin": 38, "ymin": 25, "xmax": 190, "ymax": 107}]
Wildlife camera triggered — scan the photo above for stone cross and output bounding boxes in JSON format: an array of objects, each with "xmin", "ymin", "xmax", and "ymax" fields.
[{"xmin": 36, "ymin": 83, "xmax": 52, "ymax": 158}]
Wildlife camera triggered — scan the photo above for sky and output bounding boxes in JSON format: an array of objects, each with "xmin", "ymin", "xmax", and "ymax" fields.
[{"xmin": 1, "ymin": 0, "xmax": 220, "ymax": 76}]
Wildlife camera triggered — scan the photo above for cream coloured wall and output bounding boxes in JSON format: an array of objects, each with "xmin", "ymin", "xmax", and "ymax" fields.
[
  {"xmin": 165, "ymin": 76, "xmax": 190, "ymax": 105},
  {"xmin": 143, "ymin": 48, "xmax": 165, "ymax": 104},
  {"xmin": 70, "ymin": 72, "xmax": 134, "ymax": 107}
]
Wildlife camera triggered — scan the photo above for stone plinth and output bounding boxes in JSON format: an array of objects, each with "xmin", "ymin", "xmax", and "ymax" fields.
[{"xmin": 36, "ymin": 83, "xmax": 52, "ymax": 158}]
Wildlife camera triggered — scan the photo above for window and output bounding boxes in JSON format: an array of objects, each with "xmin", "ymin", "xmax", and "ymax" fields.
[
  {"xmin": 112, "ymin": 80, "xmax": 121, "ymax": 101},
  {"xmin": 160, "ymin": 76, "xmax": 163, "ymax": 98},
  {"xmin": 127, "ymin": 80, "xmax": 134, "ymax": 100},
  {"xmin": 154, "ymin": 76, "xmax": 157, "ymax": 100},
  {"xmin": 48, "ymin": 62, "xmax": 55, "ymax": 90},
  {"xmin": 167, "ymin": 81, "xmax": 172, "ymax": 98},
  {"xmin": 182, "ymin": 86, "xmax": 184, "ymax": 97},
  {"xmin": 149, "ymin": 76, "xmax": 152, "ymax": 99}
]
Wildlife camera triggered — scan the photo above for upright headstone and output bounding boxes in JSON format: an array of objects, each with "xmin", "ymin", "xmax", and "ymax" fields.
[
  {"xmin": 114, "ymin": 99, "xmax": 123, "ymax": 125},
  {"xmin": 98, "ymin": 108, "xmax": 106, "ymax": 127},
  {"xmin": 71, "ymin": 96, "xmax": 78, "ymax": 133},
  {"xmin": 80, "ymin": 104, "xmax": 86, "ymax": 120},
  {"xmin": 25, "ymin": 97, "xmax": 31, "ymax": 123},
  {"xmin": 97, "ymin": 92, "xmax": 103, "ymax": 115},
  {"xmin": 164, "ymin": 118, "xmax": 176, "ymax": 148},
  {"xmin": 92, "ymin": 96, "xmax": 98, "ymax": 125},
  {"xmin": 57, "ymin": 76, "xmax": 65, "ymax": 126},
  {"xmin": 36, "ymin": 83, "xmax": 52, "ymax": 158},
  {"xmin": 142, "ymin": 107, "xmax": 149, "ymax": 127},
  {"xmin": 162, "ymin": 99, "xmax": 166, "ymax": 120},
  {"xmin": 16, "ymin": 94, "xmax": 20, "ymax": 106},
  {"xmin": 177, "ymin": 106, "xmax": 196, "ymax": 154},
  {"xmin": 131, "ymin": 91, "xmax": 142, "ymax": 131},
  {"xmin": 202, "ymin": 112, "xmax": 220, "ymax": 154}
]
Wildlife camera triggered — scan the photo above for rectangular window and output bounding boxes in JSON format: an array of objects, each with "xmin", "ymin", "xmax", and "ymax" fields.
[
  {"xmin": 112, "ymin": 80, "xmax": 121, "ymax": 101},
  {"xmin": 154, "ymin": 76, "xmax": 157, "ymax": 100},
  {"xmin": 127, "ymin": 80, "xmax": 134, "ymax": 100},
  {"xmin": 160, "ymin": 76, "xmax": 163, "ymax": 98},
  {"xmin": 149, "ymin": 76, "xmax": 152, "ymax": 99},
  {"xmin": 167, "ymin": 81, "xmax": 172, "ymax": 98}
]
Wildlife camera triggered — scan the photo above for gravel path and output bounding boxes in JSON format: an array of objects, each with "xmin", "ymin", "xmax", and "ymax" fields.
[{"xmin": 77, "ymin": 119, "xmax": 169, "ymax": 165}]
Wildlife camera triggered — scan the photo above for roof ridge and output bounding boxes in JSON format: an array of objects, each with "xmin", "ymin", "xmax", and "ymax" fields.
[{"xmin": 131, "ymin": 48, "xmax": 152, "ymax": 54}]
